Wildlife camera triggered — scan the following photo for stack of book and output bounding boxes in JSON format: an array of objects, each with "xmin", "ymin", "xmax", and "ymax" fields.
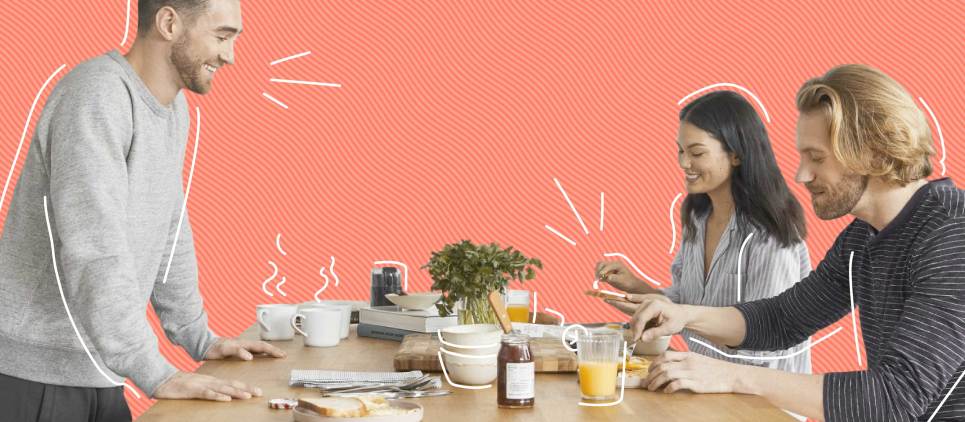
[{"xmin": 357, "ymin": 306, "xmax": 458, "ymax": 341}]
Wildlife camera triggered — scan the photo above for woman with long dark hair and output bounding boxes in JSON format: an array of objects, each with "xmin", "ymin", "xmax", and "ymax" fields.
[{"xmin": 595, "ymin": 91, "xmax": 812, "ymax": 376}]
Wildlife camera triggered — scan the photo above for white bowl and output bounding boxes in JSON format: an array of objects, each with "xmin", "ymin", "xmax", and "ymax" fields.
[
  {"xmin": 441, "ymin": 354, "xmax": 498, "ymax": 385},
  {"xmin": 438, "ymin": 324, "xmax": 501, "ymax": 385},
  {"xmin": 385, "ymin": 293, "xmax": 442, "ymax": 311},
  {"xmin": 439, "ymin": 324, "xmax": 502, "ymax": 346},
  {"xmin": 634, "ymin": 335, "xmax": 672, "ymax": 356}
]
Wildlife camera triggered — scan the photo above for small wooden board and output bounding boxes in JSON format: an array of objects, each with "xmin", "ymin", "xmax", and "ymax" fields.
[{"xmin": 393, "ymin": 333, "xmax": 577, "ymax": 373}]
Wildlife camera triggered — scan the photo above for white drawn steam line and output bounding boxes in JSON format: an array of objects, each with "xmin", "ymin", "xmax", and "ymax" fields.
[
  {"xmin": 2, "ymin": 64, "xmax": 66, "ymax": 215},
  {"xmin": 919, "ymin": 97, "xmax": 947, "ymax": 176},
  {"xmin": 374, "ymin": 260, "xmax": 409, "ymax": 292},
  {"xmin": 261, "ymin": 261, "xmax": 280, "ymax": 297},
  {"xmin": 262, "ymin": 51, "xmax": 341, "ymax": 109},
  {"xmin": 276, "ymin": 276, "xmax": 288, "ymax": 297},
  {"xmin": 275, "ymin": 232, "xmax": 287, "ymax": 255},
  {"xmin": 162, "ymin": 106, "xmax": 201, "ymax": 284},
  {"xmin": 735, "ymin": 232, "xmax": 755, "ymax": 303},
  {"xmin": 677, "ymin": 83, "xmax": 771, "ymax": 123},
  {"xmin": 43, "ymin": 196, "xmax": 141, "ymax": 399},
  {"xmin": 314, "ymin": 257, "xmax": 340, "ymax": 301},
  {"xmin": 668, "ymin": 193, "xmax": 683, "ymax": 254},
  {"xmin": 848, "ymin": 251, "xmax": 863, "ymax": 367},
  {"xmin": 602, "ymin": 252, "xmax": 664, "ymax": 287}
]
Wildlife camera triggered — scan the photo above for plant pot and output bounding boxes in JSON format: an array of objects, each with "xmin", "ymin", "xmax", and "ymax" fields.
[{"xmin": 457, "ymin": 295, "xmax": 497, "ymax": 325}]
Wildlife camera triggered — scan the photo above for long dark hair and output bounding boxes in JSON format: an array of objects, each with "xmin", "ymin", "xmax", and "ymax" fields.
[{"xmin": 679, "ymin": 91, "xmax": 806, "ymax": 246}]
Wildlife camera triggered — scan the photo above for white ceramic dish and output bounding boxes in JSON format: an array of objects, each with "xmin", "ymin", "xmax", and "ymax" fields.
[
  {"xmin": 438, "ymin": 324, "xmax": 501, "ymax": 385},
  {"xmin": 384, "ymin": 293, "xmax": 442, "ymax": 311},
  {"xmin": 633, "ymin": 335, "xmax": 671, "ymax": 356},
  {"xmin": 439, "ymin": 324, "xmax": 501, "ymax": 346},
  {"xmin": 292, "ymin": 400, "xmax": 423, "ymax": 421}
]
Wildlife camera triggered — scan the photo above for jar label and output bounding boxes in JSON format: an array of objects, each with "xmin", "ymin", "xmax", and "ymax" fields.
[{"xmin": 505, "ymin": 362, "xmax": 535, "ymax": 399}]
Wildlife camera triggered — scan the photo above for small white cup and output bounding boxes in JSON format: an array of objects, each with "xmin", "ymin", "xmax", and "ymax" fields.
[
  {"xmin": 300, "ymin": 301, "xmax": 352, "ymax": 339},
  {"xmin": 257, "ymin": 304, "xmax": 298, "ymax": 341},
  {"xmin": 292, "ymin": 308, "xmax": 342, "ymax": 347}
]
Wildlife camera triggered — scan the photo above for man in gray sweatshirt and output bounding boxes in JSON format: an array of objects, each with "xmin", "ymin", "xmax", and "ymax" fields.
[{"xmin": 0, "ymin": 1, "xmax": 286, "ymax": 420}]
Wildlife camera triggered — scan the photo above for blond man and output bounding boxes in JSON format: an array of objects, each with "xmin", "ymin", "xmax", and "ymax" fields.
[{"xmin": 629, "ymin": 65, "xmax": 964, "ymax": 421}]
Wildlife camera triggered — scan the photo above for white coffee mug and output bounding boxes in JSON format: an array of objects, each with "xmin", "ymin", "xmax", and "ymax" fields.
[
  {"xmin": 300, "ymin": 302, "xmax": 352, "ymax": 339},
  {"xmin": 291, "ymin": 308, "xmax": 342, "ymax": 347},
  {"xmin": 257, "ymin": 304, "xmax": 298, "ymax": 341}
]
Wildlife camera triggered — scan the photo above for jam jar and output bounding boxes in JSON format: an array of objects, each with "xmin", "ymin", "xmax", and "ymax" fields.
[{"xmin": 497, "ymin": 332, "xmax": 535, "ymax": 408}]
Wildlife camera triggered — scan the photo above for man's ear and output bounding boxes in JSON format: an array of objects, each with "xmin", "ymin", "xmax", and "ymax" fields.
[{"xmin": 155, "ymin": 6, "xmax": 182, "ymax": 41}]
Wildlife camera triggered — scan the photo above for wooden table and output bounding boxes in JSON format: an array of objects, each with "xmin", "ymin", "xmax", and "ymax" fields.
[{"xmin": 138, "ymin": 325, "xmax": 795, "ymax": 421}]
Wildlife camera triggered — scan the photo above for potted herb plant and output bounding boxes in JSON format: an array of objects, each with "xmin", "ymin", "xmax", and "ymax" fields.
[{"xmin": 423, "ymin": 240, "xmax": 542, "ymax": 324}]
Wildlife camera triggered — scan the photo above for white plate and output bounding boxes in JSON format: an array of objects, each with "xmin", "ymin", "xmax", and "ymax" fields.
[
  {"xmin": 384, "ymin": 293, "xmax": 441, "ymax": 311},
  {"xmin": 292, "ymin": 400, "xmax": 423, "ymax": 422}
]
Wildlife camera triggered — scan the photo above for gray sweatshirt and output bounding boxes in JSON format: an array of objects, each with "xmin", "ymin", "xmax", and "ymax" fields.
[{"xmin": 0, "ymin": 50, "xmax": 218, "ymax": 397}]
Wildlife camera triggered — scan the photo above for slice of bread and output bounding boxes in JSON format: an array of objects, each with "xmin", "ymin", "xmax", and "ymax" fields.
[
  {"xmin": 356, "ymin": 395, "xmax": 390, "ymax": 412},
  {"xmin": 298, "ymin": 397, "xmax": 368, "ymax": 418}
]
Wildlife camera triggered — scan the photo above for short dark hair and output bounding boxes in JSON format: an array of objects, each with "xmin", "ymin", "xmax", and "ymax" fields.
[
  {"xmin": 137, "ymin": 0, "xmax": 209, "ymax": 36},
  {"xmin": 679, "ymin": 91, "xmax": 808, "ymax": 247}
]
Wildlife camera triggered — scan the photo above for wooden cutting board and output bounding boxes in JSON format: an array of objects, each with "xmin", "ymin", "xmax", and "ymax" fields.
[{"xmin": 394, "ymin": 334, "xmax": 577, "ymax": 373}]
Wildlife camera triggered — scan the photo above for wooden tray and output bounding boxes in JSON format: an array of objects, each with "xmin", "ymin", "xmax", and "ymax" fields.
[{"xmin": 393, "ymin": 334, "xmax": 577, "ymax": 373}]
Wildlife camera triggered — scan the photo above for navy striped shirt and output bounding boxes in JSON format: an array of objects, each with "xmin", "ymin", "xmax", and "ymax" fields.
[{"xmin": 735, "ymin": 178, "xmax": 965, "ymax": 421}]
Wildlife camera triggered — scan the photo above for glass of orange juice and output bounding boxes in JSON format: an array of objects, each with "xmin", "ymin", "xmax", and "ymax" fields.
[
  {"xmin": 505, "ymin": 290, "xmax": 530, "ymax": 323},
  {"xmin": 576, "ymin": 329, "xmax": 622, "ymax": 401}
]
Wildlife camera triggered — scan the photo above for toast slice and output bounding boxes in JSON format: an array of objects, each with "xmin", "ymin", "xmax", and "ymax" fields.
[
  {"xmin": 298, "ymin": 397, "xmax": 368, "ymax": 418},
  {"xmin": 356, "ymin": 395, "xmax": 390, "ymax": 412},
  {"xmin": 584, "ymin": 289, "xmax": 632, "ymax": 303}
]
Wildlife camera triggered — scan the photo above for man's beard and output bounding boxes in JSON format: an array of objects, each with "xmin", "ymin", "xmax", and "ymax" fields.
[
  {"xmin": 171, "ymin": 35, "xmax": 210, "ymax": 94},
  {"xmin": 808, "ymin": 174, "xmax": 868, "ymax": 220}
]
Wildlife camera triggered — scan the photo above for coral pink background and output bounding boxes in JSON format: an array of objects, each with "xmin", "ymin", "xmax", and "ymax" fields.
[{"xmin": 1, "ymin": 0, "xmax": 962, "ymax": 418}]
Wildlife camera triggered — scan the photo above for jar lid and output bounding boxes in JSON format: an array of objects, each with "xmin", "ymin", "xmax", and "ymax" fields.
[{"xmin": 501, "ymin": 332, "xmax": 530, "ymax": 343}]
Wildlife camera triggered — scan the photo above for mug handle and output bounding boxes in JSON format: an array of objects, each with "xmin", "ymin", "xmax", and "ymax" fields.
[
  {"xmin": 291, "ymin": 313, "xmax": 308, "ymax": 337},
  {"xmin": 257, "ymin": 309, "xmax": 271, "ymax": 332}
]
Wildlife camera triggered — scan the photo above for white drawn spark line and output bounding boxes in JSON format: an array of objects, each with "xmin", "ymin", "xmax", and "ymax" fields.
[{"xmin": 270, "ymin": 51, "xmax": 311, "ymax": 66}]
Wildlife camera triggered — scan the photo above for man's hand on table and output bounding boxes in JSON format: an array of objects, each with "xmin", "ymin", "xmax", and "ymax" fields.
[
  {"xmin": 204, "ymin": 337, "xmax": 287, "ymax": 361},
  {"xmin": 153, "ymin": 338, "xmax": 286, "ymax": 401},
  {"xmin": 644, "ymin": 351, "xmax": 741, "ymax": 394},
  {"xmin": 154, "ymin": 372, "xmax": 264, "ymax": 402}
]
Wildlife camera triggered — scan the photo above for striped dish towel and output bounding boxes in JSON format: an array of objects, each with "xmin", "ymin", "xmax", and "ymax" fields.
[{"xmin": 290, "ymin": 370, "xmax": 424, "ymax": 387}]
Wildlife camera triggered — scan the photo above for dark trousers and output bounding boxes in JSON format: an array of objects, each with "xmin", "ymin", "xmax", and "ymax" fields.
[{"xmin": 0, "ymin": 372, "xmax": 131, "ymax": 422}]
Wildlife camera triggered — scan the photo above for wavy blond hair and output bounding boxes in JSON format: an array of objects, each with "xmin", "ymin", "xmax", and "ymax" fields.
[{"xmin": 796, "ymin": 64, "xmax": 934, "ymax": 185}]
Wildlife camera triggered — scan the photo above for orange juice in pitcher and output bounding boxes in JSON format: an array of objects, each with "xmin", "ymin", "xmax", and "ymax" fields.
[{"xmin": 505, "ymin": 290, "xmax": 530, "ymax": 323}]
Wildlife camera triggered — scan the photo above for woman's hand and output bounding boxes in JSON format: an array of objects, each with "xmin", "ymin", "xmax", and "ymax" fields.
[{"xmin": 595, "ymin": 260, "xmax": 646, "ymax": 293}]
